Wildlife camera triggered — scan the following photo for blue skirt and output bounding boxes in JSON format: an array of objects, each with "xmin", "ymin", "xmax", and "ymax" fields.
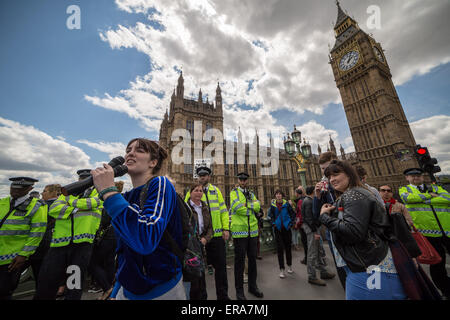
[{"xmin": 343, "ymin": 266, "xmax": 407, "ymax": 300}]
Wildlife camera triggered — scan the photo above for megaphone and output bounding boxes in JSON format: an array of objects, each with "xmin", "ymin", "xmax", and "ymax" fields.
[{"xmin": 61, "ymin": 156, "xmax": 128, "ymax": 196}]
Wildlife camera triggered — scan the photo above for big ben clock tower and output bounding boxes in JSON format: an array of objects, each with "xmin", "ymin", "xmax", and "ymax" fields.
[{"xmin": 329, "ymin": 1, "xmax": 418, "ymax": 191}]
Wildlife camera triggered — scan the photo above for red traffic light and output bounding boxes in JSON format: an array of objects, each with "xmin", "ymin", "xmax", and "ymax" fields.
[{"xmin": 416, "ymin": 148, "xmax": 427, "ymax": 155}]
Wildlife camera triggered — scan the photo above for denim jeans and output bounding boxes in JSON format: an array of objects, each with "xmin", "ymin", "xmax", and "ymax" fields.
[
  {"xmin": 343, "ymin": 266, "xmax": 407, "ymax": 300},
  {"xmin": 183, "ymin": 281, "xmax": 191, "ymax": 300}
]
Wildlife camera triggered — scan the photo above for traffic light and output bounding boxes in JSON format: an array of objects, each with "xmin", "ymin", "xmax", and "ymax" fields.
[{"xmin": 414, "ymin": 145, "xmax": 441, "ymax": 175}]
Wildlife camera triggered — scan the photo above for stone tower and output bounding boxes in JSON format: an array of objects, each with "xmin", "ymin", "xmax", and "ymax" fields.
[
  {"xmin": 159, "ymin": 73, "xmax": 323, "ymax": 209},
  {"xmin": 160, "ymin": 72, "xmax": 225, "ymax": 194},
  {"xmin": 329, "ymin": 134, "xmax": 337, "ymax": 155},
  {"xmin": 329, "ymin": 1, "xmax": 418, "ymax": 191}
]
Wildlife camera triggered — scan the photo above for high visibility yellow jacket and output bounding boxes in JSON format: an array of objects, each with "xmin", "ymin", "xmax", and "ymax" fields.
[
  {"xmin": 399, "ymin": 184, "xmax": 450, "ymax": 237},
  {"xmin": 229, "ymin": 187, "xmax": 260, "ymax": 238},
  {"xmin": 49, "ymin": 188, "xmax": 103, "ymax": 247},
  {"xmin": 185, "ymin": 184, "xmax": 229, "ymax": 237},
  {"xmin": 0, "ymin": 196, "xmax": 47, "ymax": 266}
]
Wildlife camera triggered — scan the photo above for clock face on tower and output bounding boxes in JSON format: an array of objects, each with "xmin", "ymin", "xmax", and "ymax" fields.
[
  {"xmin": 373, "ymin": 46, "xmax": 385, "ymax": 62},
  {"xmin": 339, "ymin": 50, "xmax": 360, "ymax": 71}
]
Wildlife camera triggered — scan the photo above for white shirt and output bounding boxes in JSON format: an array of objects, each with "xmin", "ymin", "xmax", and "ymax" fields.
[
  {"xmin": 190, "ymin": 200, "xmax": 204, "ymax": 235},
  {"xmin": 414, "ymin": 184, "xmax": 427, "ymax": 193}
]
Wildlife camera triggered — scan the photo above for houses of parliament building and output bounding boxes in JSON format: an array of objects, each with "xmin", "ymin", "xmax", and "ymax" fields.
[{"xmin": 158, "ymin": 2, "xmax": 419, "ymax": 211}]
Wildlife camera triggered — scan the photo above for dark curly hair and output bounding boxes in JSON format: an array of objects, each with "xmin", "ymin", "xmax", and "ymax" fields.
[
  {"xmin": 274, "ymin": 189, "xmax": 285, "ymax": 198},
  {"xmin": 324, "ymin": 160, "xmax": 363, "ymax": 196}
]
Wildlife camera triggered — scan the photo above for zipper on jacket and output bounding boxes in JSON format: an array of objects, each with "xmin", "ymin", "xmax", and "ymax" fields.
[
  {"xmin": 70, "ymin": 214, "xmax": 74, "ymax": 244},
  {"xmin": 352, "ymin": 246, "xmax": 367, "ymax": 270},
  {"xmin": 367, "ymin": 232, "xmax": 377, "ymax": 248},
  {"xmin": 430, "ymin": 205, "xmax": 446, "ymax": 237}
]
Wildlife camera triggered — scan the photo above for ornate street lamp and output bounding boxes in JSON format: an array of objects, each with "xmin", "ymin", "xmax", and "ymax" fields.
[
  {"xmin": 292, "ymin": 125, "xmax": 302, "ymax": 145},
  {"xmin": 284, "ymin": 134, "xmax": 296, "ymax": 156},
  {"xmin": 301, "ymin": 138, "xmax": 312, "ymax": 159},
  {"xmin": 284, "ymin": 125, "xmax": 311, "ymax": 188}
]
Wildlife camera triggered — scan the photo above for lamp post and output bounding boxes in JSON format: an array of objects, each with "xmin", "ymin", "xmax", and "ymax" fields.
[{"xmin": 284, "ymin": 125, "xmax": 312, "ymax": 188}]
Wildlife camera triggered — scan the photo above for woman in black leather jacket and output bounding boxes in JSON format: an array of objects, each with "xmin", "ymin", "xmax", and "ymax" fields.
[{"xmin": 319, "ymin": 160, "xmax": 406, "ymax": 300}]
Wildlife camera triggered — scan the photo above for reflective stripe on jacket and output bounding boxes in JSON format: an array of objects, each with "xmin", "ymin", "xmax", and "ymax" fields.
[
  {"xmin": 0, "ymin": 196, "xmax": 47, "ymax": 265},
  {"xmin": 229, "ymin": 188, "xmax": 260, "ymax": 238},
  {"xmin": 49, "ymin": 188, "xmax": 103, "ymax": 247},
  {"xmin": 185, "ymin": 184, "xmax": 228, "ymax": 237},
  {"xmin": 398, "ymin": 184, "xmax": 450, "ymax": 237}
]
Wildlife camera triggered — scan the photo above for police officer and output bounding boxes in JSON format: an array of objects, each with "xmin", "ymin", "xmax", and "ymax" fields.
[
  {"xmin": 29, "ymin": 184, "xmax": 61, "ymax": 293},
  {"xmin": 35, "ymin": 169, "xmax": 103, "ymax": 300},
  {"xmin": 185, "ymin": 166, "xmax": 230, "ymax": 300},
  {"xmin": 399, "ymin": 167, "xmax": 450, "ymax": 299},
  {"xmin": 230, "ymin": 172, "xmax": 264, "ymax": 300},
  {"xmin": 0, "ymin": 177, "xmax": 47, "ymax": 300}
]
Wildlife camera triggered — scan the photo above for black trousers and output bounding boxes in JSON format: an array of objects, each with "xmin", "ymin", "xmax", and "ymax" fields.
[
  {"xmin": 274, "ymin": 227, "xmax": 292, "ymax": 269},
  {"xmin": 299, "ymin": 226, "xmax": 308, "ymax": 259},
  {"xmin": 189, "ymin": 273, "xmax": 208, "ymax": 300},
  {"xmin": 28, "ymin": 242, "xmax": 51, "ymax": 292},
  {"xmin": 234, "ymin": 237, "xmax": 258, "ymax": 293},
  {"xmin": 88, "ymin": 238, "xmax": 116, "ymax": 291},
  {"xmin": 205, "ymin": 237, "xmax": 229, "ymax": 300},
  {"xmin": 0, "ymin": 264, "xmax": 22, "ymax": 300},
  {"xmin": 35, "ymin": 242, "xmax": 93, "ymax": 300},
  {"xmin": 29, "ymin": 258, "xmax": 44, "ymax": 291},
  {"xmin": 426, "ymin": 236, "xmax": 450, "ymax": 297}
]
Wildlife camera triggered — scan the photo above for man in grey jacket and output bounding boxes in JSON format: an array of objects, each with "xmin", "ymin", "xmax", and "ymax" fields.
[
  {"xmin": 301, "ymin": 186, "xmax": 335, "ymax": 286},
  {"xmin": 355, "ymin": 166, "xmax": 384, "ymax": 207}
]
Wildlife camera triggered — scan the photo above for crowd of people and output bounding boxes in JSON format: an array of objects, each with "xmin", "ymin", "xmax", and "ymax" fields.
[{"xmin": 0, "ymin": 138, "xmax": 449, "ymax": 300}]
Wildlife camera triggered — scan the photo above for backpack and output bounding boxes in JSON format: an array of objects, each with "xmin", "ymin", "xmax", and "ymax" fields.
[{"xmin": 140, "ymin": 178, "xmax": 204, "ymax": 280}]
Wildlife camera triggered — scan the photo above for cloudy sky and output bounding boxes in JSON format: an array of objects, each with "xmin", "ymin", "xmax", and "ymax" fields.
[{"xmin": 0, "ymin": 0, "xmax": 449, "ymax": 197}]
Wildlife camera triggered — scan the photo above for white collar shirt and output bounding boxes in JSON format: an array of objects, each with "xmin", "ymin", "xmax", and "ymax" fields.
[{"xmin": 190, "ymin": 200, "xmax": 204, "ymax": 235}]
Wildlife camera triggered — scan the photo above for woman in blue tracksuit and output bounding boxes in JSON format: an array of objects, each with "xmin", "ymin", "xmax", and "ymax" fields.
[
  {"xmin": 268, "ymin": 190, "xmax": 296, "ymax": 279},
  {"xmin": 91, "ymin": 138, "xmax": 185, "ymax": 300}
]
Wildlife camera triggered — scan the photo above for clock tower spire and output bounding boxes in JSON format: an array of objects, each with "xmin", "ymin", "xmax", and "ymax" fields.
[{"xmin": 329, "ymin": 2, "xmax": 418, "ymax": 192}]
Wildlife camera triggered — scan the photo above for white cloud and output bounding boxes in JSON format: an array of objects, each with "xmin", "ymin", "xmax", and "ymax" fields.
[
  {"xmin": 0, "ymin": 117, "xmax": 93, "ymax": 197},
  {"xmin": 77, "ymin": 140, "xmax": 127, "ymax": 160},
  {"xmin": 85, "ymin": 0, "xmax": 450, "ymax": 138},
  {"xmin": 0, "ymin": 117, "xmax": 91, "ymax": 173},
  {"xmin": 410, "ymin": 115, "xmax": 450, "ymax": 174},
  {"xmin": 0, "ymin": 119, "xmax": 137, "ymax": 198}
]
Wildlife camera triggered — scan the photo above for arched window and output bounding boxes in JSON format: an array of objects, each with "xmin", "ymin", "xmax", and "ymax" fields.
[
  {"xmin": 186, "ymin": 119, "xmax": 194, "ymax": 136},
  {"xmin": 252, "ymin": 164, "xmax": 257, "ymax": 177}
]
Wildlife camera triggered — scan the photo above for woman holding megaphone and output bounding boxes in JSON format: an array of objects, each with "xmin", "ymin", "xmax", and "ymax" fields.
[{"xmin": 91, "ymin": 138, "xmax": 186, "ymax": 300}]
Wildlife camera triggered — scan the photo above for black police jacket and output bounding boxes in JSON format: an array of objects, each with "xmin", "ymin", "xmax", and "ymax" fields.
[{"xmin": 319, "ymin": 187, "xmax": 391, "ymax": 273}]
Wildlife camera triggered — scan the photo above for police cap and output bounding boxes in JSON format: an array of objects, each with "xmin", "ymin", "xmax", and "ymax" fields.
[
  {"xmin": 9, "ymin": 177, "xmax": 38, "ymax": 189},
  {"xmin": 196, "ymin": 166, "xmax": 212, "ymax": 176},
  {"xmin": 403, "ymin": 168, "xmax": 424, "ymax": 176},
  {"xmin": 237, "ymin": 172, "xmax": 250, "ymax": 180},
  {"xmin": 77, "ymin": 169, "xmax": 92, "ymax": 178}
]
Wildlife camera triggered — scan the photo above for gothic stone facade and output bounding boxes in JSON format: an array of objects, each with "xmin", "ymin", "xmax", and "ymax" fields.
[{"xmin": 158, "ymin": 73, "xmax": 336, "ymax": 212}]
